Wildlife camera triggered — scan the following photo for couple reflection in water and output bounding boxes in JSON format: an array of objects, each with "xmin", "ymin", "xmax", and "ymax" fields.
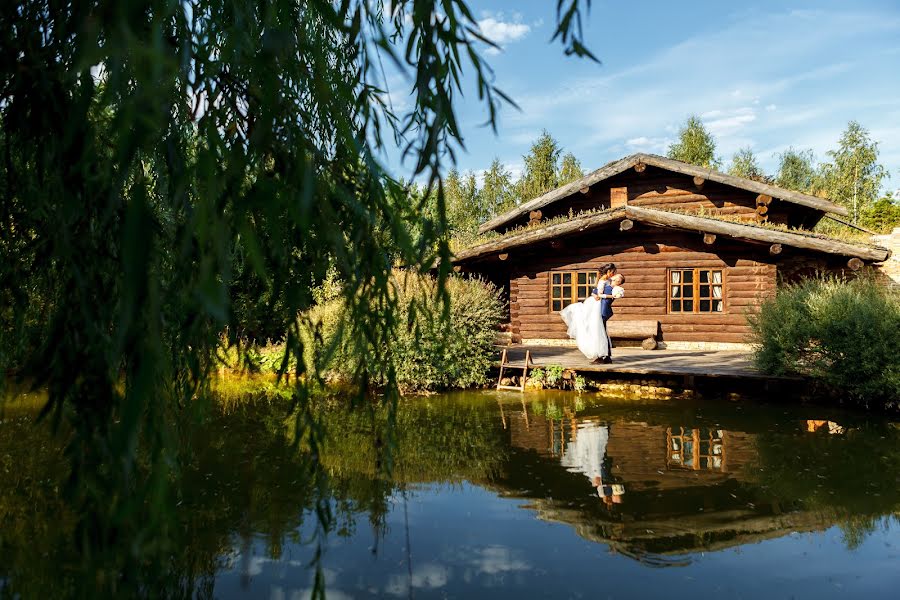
[{"xmin": 560, "ymin": 419, "xmax": 625, "ymax": 506}]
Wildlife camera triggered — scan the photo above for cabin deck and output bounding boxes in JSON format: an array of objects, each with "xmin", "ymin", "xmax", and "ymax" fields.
[{"xmin": 497, "ymin": 345, "xmax": 795, "ymax": 382}]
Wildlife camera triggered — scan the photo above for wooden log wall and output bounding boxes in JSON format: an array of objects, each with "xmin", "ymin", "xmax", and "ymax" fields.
[
  {"xmin": 604, "ymin": 423, "xmax": 759, "ymax": 491},
  {"xmin": 507, "ymin": 228, "xmax": 777, "ymax": 344},
  {"xmin": 524, "ymin": 166, "xmax": 792, "ymax": 230}
]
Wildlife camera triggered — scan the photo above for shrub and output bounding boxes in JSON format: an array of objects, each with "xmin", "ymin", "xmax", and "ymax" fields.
[
  {"xmin": 573, "ymin": 375, "xmax": 587, "ymax": 393},
  {"xmin": 301, "ymin": 271, "xmax": 505, "ymax": 392},
  {"xmin": 544, "ymin": 364, "xmax": 564, "ymax": 388},
  {"xmin": 750, "ymin": 276, "xmax": 900, "ymax": 409},
  {"xmin": 527, "ymin": 368, "xmax": 546, "ymax": 389}
]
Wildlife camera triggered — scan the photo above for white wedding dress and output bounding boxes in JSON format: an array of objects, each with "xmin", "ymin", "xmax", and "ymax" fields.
[{"xmin": 559, "ymin": 295, "xmax": 609, "ymax": 361}]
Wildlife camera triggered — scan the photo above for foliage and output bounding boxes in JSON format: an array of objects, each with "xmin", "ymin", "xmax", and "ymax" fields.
[
  {"xmin": 860, "ymin": 197, "xmax": 900, "ymax": 233},
  {"xmin": 302, "ymin": 272, "xmax": 505, "ymax": 392},
  {"xmin": 559, "ymin": 152, "xmax": 586, "ymax": 185},
  {"xmin": 544, "ymin": 364, "xmax": 565, "ymax": 388},
  {"xmin": 728, "ymin": 147, "xmax": 766, "ymax": 181},
  {"xmin": 667, "ymin": 116, "xmax": 721, "ymax": 169},
  {"xmin": 750, "ymin": 277, "xmax": 900, "ymax": 409},
  {"xmin": 573, "ymin": 375, "xmax": 588, "ymax": 392},
  {"xmin": 518, "ymin": 130, "xmax": 563, "ymax": 201},
  {"xmin": 445, "ymin": 169, "xmax": 483, "ymax": 240},
  {"xmin": 479, "ymin": 158, "xmax": 517, "ymax": 217},
  {"xmin": 814, "ymin": 121, "xmax": 889, "ymax": 223},
  {"xmin": 774, "ymin": 148, "xmax": 817, "ymax": 193},
  {"xmin": 0, "ymin": 0, "xmax": 598, "ymax": 593},
  {"xmin": 528, "ymin": 368, "xmax": 546, "ymax": 388}
]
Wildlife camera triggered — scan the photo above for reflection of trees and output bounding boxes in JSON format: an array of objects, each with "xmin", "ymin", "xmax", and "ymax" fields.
[
  {"xmin": 0, "ymin": 391, "xmax": 508, "ymax": 597},
  {"xmin": 0, "ymin": 402, "xmax": 75, "ymax": 599},
  {"xmin": 752, "ymin": 423, "xmax": 900, "ymax": 549},
  {"xmin": 312, "ymin": 394, "xmax": 508, "ymax": 485}
]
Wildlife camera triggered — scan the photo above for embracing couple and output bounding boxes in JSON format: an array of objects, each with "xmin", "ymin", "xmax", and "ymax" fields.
[{"xmin": 559, "ymin": 263, "xmax": 625, "ymax": 364}]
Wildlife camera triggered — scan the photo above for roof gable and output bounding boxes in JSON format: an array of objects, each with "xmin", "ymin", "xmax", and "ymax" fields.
[
  {"xmin": 455, "ymin": 206, "xmax": 889, "ymax": 264},
  {"xmin": 478, "ymin": 153, "xmax": 848, "ymax": 234}
]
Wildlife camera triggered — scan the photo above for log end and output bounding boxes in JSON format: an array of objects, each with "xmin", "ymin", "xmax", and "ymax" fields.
[
  {"xmin": 620, "ymin": 219, "xmax": 634, "ymax": 231},
  {"xmin": 641, "ymin": 337, "xmax": 659, "ymax": 351},
  {"xmin": 847, "ymin": 257, "xmax": 864, "ymax": 271}
]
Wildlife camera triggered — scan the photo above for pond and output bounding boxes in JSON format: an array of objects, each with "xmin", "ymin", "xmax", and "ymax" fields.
[{"xmin": 2, "ymin": 388, "xmax": 900, "ymax": 598}]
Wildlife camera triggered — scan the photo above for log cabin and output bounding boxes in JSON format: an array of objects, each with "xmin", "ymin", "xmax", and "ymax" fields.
[{"xmin": 452, "ymin": 153, "xmax": 892, "ymax": 349}]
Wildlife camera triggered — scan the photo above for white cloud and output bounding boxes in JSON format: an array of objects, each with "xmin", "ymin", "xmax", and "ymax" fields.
[
  {"xmin": 478, "ymin": 15, "xmax": 532, "ymax": 54},
  {"xmin": 625, "ymin": 136, "xmax": 671, "ymax": 154},
  {"xmin": 385, "ymin": 563, "xmax": 451, "ymax": 596},
  {"xmin": 702, "ymin": 107, "xmax": 758, "ymax": 137},
  {"xmin": 765, "ymin": 104, "xmax": 777, "ymax": 111},
  {"xmin": 470, "ymin": 545, "xmax": 530, "ymax": 575}
]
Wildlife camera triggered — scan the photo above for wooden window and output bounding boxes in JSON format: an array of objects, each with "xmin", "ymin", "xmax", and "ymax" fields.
[
  {"xmin": 550, "ymin": 271, "xmax": 599, "ymax": 312},
  {"xmin": 668, "ymin": 268, "xmax": 725, "ymax": 313},
  {"xmin": 666, "ymin": 427, "xmax": 725, "ymax": 471}
]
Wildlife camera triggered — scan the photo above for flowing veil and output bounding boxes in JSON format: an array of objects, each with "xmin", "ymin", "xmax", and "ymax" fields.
[{"xmin": 559, "ymin": 296, "xmax": 609, "ymax": 360}]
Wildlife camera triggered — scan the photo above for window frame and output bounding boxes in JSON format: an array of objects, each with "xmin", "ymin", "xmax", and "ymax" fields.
[
  {"xmin": 666, "ymin": 427, "xmax": 726, "ymax": 471},
  {"xmin": 549, "ymin": 270, "xmax": 600, "ymax": 312},
  {"xmin": 667, "ymin": 267, "xmax": 727, "ymax": 314}
]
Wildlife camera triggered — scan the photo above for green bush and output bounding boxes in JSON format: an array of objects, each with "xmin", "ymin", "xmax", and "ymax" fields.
[
  {"xmin": 527, "ymin": 368, "xmax": 546, "ymax": 388},
  {"xmin": 300, "ymin": 272, "xmax": 505, "ymax": 392},
  {"xmin": 750, "ymin": 276, "xmax": 900, "ymax": 409},
  {"xmin": 860, "ymin": 198, "xmax": 900, "ymax": 233},
  {"xmin": 544, "ymin": 364, "xmax": 564, "ymax": 388}
]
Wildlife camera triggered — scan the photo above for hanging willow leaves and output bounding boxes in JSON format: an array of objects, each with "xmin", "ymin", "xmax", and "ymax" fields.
[{"xmin": 0, "ymin": 0, "xmax": 598, "ymax": 594}]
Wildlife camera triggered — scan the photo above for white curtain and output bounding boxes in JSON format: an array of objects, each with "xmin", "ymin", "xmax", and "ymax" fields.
[{"xmin": 670, "ymin": 271, "xmax": 681, "ymax": 298}]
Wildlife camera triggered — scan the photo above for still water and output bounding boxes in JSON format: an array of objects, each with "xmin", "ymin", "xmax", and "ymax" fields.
[{"xmin": 2, "ymin": 389, "xmax": 900, "ymax": 598}]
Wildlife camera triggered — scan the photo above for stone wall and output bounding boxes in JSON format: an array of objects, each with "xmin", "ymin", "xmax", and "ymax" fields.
[{"xmin": 873, "ymin": 227, "xmax": 900, "ymax": 290}]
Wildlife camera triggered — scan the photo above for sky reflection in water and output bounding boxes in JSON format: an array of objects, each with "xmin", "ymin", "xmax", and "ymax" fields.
[
  {"xmin": 213, "ymin": 391, "xmax": 900, "ymax": 599},
  {"xmin": 2, "ymin": 389, "xmax": 900, "ymax": 598}
]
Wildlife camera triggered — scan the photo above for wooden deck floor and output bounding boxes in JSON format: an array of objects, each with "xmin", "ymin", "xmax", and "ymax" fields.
[{"xmin": 498, "ymin": 345, "xmax": 791, "ymax": 381}]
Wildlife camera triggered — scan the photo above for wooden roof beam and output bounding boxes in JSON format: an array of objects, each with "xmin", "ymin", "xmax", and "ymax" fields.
[{"xmin": 624, "ymin": 205, "xmax": 889, "ymax": 262}]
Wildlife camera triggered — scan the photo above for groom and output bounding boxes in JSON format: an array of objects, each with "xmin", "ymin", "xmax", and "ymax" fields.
[{"xmin": 593, "ymin": 264, "xmax": 617, "ymax": 364}]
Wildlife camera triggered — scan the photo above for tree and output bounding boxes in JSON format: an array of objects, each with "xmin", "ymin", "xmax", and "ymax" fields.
[
  {"xmin": 518, "ymin": 130, "xmax": 562, "ymax": 201},
  {"xmin": 667, "ymin": 116, "xmax": 721, "ymax": 169},
  {"xmin": 478, "ymin": 158, "xmax": 515, "ymax": 217},
  {"xmin": 728, "ymin": 147, "xmax": 766, "ymax": 181},
  {"xmin": 444, "ymin": 169, "xmax": 480, "ymax": 236},
  {"xmin": 558, "ymin": 152, "xmax": 585, "ymax": 185},
  {"xmin": 860, "ymin": 196, "xmax": 900, "ymax": 233},
  {"xmin": 815, "ymin": 121, "xmax": 889, "ymax": 223},
  {"xmin": 774, "ymin": 148, "xmax": 817, "ymax": 193},
  {"xmin": 0, "ymin": 0, "xmax": 599, "ymax": 593}
]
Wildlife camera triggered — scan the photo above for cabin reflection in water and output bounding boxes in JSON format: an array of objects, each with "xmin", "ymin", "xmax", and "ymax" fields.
[{"xmin": 500, "ymin": 402, "xmax": 830, "ymax": 564}]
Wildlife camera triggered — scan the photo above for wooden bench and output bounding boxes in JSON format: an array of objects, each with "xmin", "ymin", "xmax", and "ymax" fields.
[{"xmin": 606, "ymin": 320, "xmax": 660, "ymax": 350}]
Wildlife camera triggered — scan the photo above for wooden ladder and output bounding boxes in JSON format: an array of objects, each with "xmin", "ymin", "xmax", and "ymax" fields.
[{"xmin": 497, "ymin": 348, "xmax": 532, "ymax": 392}]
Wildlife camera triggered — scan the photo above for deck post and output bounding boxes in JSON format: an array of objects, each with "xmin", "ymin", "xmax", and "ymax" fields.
[{"xmin": 520, "ymin": 350, "xmax": 532, "ymax": 392}]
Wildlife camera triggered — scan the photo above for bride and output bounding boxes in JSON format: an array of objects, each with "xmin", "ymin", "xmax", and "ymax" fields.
[{"xmin": 559, "ymin": 265, "xmax": 615, "ymax": 361}]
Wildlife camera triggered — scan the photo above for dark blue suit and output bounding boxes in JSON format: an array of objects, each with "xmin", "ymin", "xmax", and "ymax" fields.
[{"xmin": 595, "ymin": 282, "xmax": 615, "ymax": 358}]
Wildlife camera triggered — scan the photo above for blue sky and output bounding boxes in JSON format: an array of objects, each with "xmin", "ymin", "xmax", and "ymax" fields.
[{"xmin": 385, "ymin": 0, "xmax": 900, "ymax": 194}]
